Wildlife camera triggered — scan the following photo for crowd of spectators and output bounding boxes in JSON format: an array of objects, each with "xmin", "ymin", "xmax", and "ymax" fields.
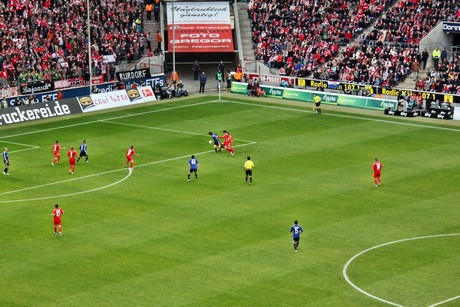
[
  {"xmin": 248, "ymin": 0, "xmax": 394, "ymax": 75},
  {"xmin": 247, "ymin": 0, "xmax": 460, "ymax": 94},
  {"xmin": 0, "ymin": 0, "xmax": 146, "ymax": 87}
]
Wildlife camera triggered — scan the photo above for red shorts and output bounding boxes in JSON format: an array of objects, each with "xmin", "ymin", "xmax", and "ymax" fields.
[
  {"xmin": 54, "ymin": 152, "xmax": 60, "ymax": 158},
  {"xmin": 69, "ymin": 158, "xmax": 76, "ymax": 166},
  {"xmin": 54, "ymin": 218, "xmax": 61, "ymax": 226},
  {"xmin": 127, "ymin": 157, "xmax": 133, "ymax": 162},
  {"xmin": 373, "ymin": 171, "xmax": 381, "ymax": 178}
]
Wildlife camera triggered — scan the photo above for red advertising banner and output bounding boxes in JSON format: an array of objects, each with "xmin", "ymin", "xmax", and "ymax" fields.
[{"xmin": 167, "ymin": 24, "xmax": 233, "ymax": 53}]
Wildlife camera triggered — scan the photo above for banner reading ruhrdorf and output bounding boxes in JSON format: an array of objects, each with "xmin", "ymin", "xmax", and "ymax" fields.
[{"xmin": 166, "ymin": 2, "xmax": 233, "ymax": 52}]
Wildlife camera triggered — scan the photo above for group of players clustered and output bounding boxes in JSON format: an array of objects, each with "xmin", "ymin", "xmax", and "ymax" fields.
[{"xmin": 44, "ymin": 130, "xmax": 254, "ymax": 182}]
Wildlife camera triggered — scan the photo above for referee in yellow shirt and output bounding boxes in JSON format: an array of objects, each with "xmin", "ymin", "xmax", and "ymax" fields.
[
  {"xmin": 313, "ymin": 93, "xmax": 322, "ymax": 114},
  {"xmin": 244, "ymin": 156, "xmax": 254, "ymax": 184}
]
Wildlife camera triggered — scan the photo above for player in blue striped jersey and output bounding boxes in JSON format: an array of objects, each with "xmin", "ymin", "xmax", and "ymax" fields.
[
  {"xmin": 77, "ymin": 140, "xmax": 89, "ymax": 163},
  {"xmin": 208, "ymin": 132, "xmax": 222, "ymax": 154},
  {"xmin": 290, "ymin": 220, "xmax": 303, "ymax": 252},
  {"xmin": 187, "ymin": 155, "xmax": 199, "ymax": 182},
  {"xmin": 3, "ymin": 147, "xmax": 9, "ymax": 175}
]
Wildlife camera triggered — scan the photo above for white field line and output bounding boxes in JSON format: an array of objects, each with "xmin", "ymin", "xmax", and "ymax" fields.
[
  {"xmin": 428, "ymin": 295, "xmax": 460, "ymax": 307},
  {"xmin": 2, "ymin": 140, "xmax": 40, "ymax": 153},
  {"xmin": 222, "ymin": 100, "xmax": 460, "ymax": 133},
  {"xmin": 342, "ymin": 233, "xmax": 460, "ymax": 306},
  {"xmin": 0, "ymin": 100, "xmax": 216, "ymax": 139}
]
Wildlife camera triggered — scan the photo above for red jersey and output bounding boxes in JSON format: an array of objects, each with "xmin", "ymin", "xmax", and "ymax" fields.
[
  {"xmin": 219, "ymin": 133, "xmax": 234, "ymax": 146},
  {"xmin": 372, "ymin": 161, "xmax": 382, "ymax": 177},
  {"xmin": 126, "ymin": 148, "xmax": 136, "ymax": 159},
  {"xmin": 52, "ymin": 208, "xmax": 64, "ymax": 224},
  {"xmin": 52, "ymin": 144, "xmax": 61, "ymax": 154},
  {"xmin": 67, "ymin": 149, "xmax": 77, "ymax": 161}
]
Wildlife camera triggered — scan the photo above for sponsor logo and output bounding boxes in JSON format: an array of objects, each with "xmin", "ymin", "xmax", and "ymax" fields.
[
  {"xmin": 127, "ymin": 89, "xmax": 140, "ymax": 99},
  {"xmin": 20, "ymin": 81, "xmax": 54, "ymax": 95},
  {"xmin": 117, "ymin": 69, "xmax": 151, "ymax": 81},
  {"xmin": 268, "ymin": 88, "xmax": 283, "ymax": 96},
  {"xmin": 141, "ymin": 88, "xmax": 154, "ymax": 97},
  {"xmin": 309, "ymin": 80, "xmax": 327, "ymax": 88},
  {"xmin": 323, "ymin": 96, "xmax": 337, "ymax": 102},
  {"xmin": 381, "ymin": 102, "xmax": 395, "ymax": 109},
  {"xmin": 443, "ymin": 22, "xmax": 460, "ymax": 33},
  {"xmin": 78, "ymin": 96, "xmax": 94, "ymax": 111},
  {"xmin": 0, "ymin": 101, "xmax": 72, "ymax": 126}
]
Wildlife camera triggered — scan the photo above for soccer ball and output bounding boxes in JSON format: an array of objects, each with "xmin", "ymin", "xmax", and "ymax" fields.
[{"xmin": 209, "ymin": 140, "xmax": 213, "ymax": 144}]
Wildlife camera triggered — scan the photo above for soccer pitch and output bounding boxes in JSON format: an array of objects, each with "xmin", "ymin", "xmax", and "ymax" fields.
[{"xmin": 0, "ymin": 95, "xmax": 459, "ymax": 306}]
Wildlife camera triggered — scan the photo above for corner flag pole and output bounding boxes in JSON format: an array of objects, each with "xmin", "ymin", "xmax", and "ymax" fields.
[{"xmin": 218, "ymin": 81, "xmax": 221, "ymax": 101}]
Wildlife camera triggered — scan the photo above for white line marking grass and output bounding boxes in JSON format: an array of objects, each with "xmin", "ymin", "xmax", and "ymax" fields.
[
  {"xmin": 342, "ymin": 233, "xmax": 460, "ymax": 306},
  {"xmin": 0, "ymin": 100, "xmax": 215, "ymax": 140},
  {"xmin": 2, "ymin": 140, "xmax": 39, "ymax": 153},
  {"xmin": 429, "ymin": 295, "xmax": 460, "ymax": 307}
]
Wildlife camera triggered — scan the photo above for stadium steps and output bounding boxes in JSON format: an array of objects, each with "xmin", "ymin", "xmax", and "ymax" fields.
[
  {"xmin": 143, "ymin": 16, "xmax": 160, "ymax": 56},
  {"xmin": 237, "ymin": 2, "xmax": 256, "ymax": 63}
]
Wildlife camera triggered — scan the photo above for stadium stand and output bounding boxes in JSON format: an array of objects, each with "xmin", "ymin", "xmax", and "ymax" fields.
[
  {"xmin": 247, "ymin": 0, "xmax": 460, "ymax": 93},
  {"xmin": 0, "ymin": 0, "xmax": 146, "ymax": 86}
]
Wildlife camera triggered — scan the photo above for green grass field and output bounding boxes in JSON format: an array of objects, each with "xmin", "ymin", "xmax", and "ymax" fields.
[{"xmin": 1, "ymin": 95, "xmax": 459, "ymax": 306}]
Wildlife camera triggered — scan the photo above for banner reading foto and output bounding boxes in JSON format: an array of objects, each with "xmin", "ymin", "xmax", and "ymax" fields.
[{"xmin": 166, "ymin": 2, "xmax": 233, "ymax": 53}]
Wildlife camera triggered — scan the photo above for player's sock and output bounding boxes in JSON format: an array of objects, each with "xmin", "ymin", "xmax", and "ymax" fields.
[
  {"xmin": 250, "ymin": 177, "xmax": 252, "ymax": 184},
  {"xmin": 187, "ymin": 174, "xmax": 190, "ymax": 181},
  {"xmin": 54, "ymin": 226, "xmax": 57, "ymax": 233},
  {"xmin": 195, "ymin": 174, "xmax": 198, "ymax": 180}
]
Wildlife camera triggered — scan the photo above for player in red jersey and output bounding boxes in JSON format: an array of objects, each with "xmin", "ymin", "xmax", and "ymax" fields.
[
  {"xmin": 51, "ymin": 204, "xmax": 64, "ymax": 236},
  {"xmin": 126, "ymin": 145, "xmax": 139, "ymax": 169},
  {"xmin": 371, "ymin": 158, "xmax": 382, "ymax": 187},
  {"xmin": 219, "ymin": 130, "xmax": 235, "ymax": 156},
  {"xmin": 51, "ymin": 140, "xmax": 65, "ymax": 166},
  {"xmin": 67, "ymin": 146, "xmax": 78, "ymax": 174}
]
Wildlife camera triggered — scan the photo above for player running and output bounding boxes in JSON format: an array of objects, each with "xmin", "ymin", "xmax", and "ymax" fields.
[
  {"xmin": 126, "ymin": 146, "xmax": 139, "ymax": 169},
  {"xmin": 67, "ymin": 146, "xmax": 78, "ymax": 174},
  {"xmin": 51, "ymin": 140, "xmax": 65, "ymax": 166},
  {"xmin": 208, "ymin": 132, "xmax": 223, "ymax": 154},
  {"xmin": 77, "ymin": 140, "xmax": 89, "ymax": 163},
  {"xmin": 219, "ymin": 130, "xmax": 235, "ymax": 156}
]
